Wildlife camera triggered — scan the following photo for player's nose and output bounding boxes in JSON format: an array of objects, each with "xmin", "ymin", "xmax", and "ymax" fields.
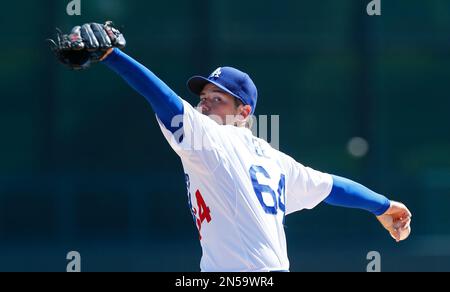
[
  {"xmin": 201, "ymin": 105, "xmax": 210, "ymax": 115},
  {"xmin": 199, "ymin": 101, "xmax": 211, "ymax": 113}
]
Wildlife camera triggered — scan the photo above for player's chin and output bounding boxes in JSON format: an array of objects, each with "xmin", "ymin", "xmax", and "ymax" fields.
[{"xmin": 205, "ymin": 114, "xmax": 226, "ymax": 125}]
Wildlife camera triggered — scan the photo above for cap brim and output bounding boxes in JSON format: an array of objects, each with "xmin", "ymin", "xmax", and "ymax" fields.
[
  {"xmin": 186, "ymin": 76, "xmax": 211, "ymax": 95},
  {"xmin": 187, "ymin": 76, "xmax": 245, "ymax": 104}
]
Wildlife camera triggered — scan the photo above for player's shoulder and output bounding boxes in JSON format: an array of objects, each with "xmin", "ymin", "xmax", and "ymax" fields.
[{"xmin": 241, "ymin": 130, "xmax": 284, "ymax": 159}]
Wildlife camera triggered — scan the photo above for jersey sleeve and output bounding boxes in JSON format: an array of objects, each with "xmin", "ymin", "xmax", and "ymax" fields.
[
  {"xmin": 156, "ymin": 99, "xmax": 224, "ymax": 170},
  {"xmin": 278, "ymin": 152, "xmax": 333, "ymax": 215}
]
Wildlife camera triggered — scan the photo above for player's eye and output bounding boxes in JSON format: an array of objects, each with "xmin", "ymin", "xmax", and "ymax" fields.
[{"xmin": 213, "ymin": 97, "xmax": 222, "ymax": 102}]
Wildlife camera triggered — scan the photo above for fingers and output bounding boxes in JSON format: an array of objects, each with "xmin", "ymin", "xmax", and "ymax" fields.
[
  {"xmin": 403, "ymin": 225, "xmax": 412, "ymax": 239},
  {"xmin": 81, "ymin": 23, "xmax": 99, "ymax": 51},
  {"xmin": 91, "ymin": 22, "xmax": 111, "ymax": 50},
  {"xmin": 56, "ymin": 27, "xmax": 63, "ymax": 42},
  {"xmin": 379, "ymin": 212, "xmax": 411, "ymax": 242},
  {"xmin": 401, "ymin": 221, "xmax": 411, "ymax": 232},
  {"xmin": 80, "ymin": 23, "xmax": 115, "ymax": 51},
  {"xmin": 390, "ymin": 229, "xmax": 401, "ymax": 242},
  {"xmin": 395, "ymin": 225, "xmax": 411, "ymax": 242},
  {"xmin": 46, "ymin": 39, "xmax": 58, "ymax": 52},
  {"xmin": 103, "ymin": 22, "xmax": 126, "ymax": 49},
  {"xmin": 390, "ymin": 219, "xmax": 411, "ymax": 242},
  {"xmin": 397, "ymin": 209, "xmax": 412, "ymax": 221},
  {"xmin": 393, "ymin": 201, "xmax": 412, "ymax": 216},
  {"xmin": 69, "ymin": 26, "xmax": 84, "ymax": 50},
  {"xmin": 403, "ymin": 204, "xmax": 412, "ymax": 218},
  {"xmin": 394, "ymin": 217, "xmax": 411, "ymax": 229},
  {"xmin": 385, "ymin": 201, "xmax": 412, "ymax": 222},
  {"xmin": 53, "ymin": 22, "xmax": 125, "ymax": 53},
  {"xmin": 377, "ymin": 201, "xmax": 412, "ymax": 242}
]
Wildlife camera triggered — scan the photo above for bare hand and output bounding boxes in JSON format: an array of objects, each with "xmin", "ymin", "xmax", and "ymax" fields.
[{"xmin": 376, "ymin": 201, "xmax": 412, "ymax": 242}]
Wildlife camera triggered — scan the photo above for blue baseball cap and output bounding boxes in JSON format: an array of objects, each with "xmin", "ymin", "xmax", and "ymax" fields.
[{"xmin": 187, "ymin": 67, "xmax": 258, "ymax": 114}]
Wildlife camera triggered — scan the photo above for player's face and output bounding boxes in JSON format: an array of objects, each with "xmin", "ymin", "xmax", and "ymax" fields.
[{"xmin": 198, "ymin": 83, "xmax": 251, "ymax": 126}]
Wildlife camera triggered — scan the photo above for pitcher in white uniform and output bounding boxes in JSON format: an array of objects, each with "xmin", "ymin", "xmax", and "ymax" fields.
[{"xmin": 48, "ymin": 22, "xmax": 412, "ymax": 272}]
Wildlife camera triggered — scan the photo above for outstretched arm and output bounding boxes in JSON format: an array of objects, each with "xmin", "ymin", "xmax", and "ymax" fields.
[
  {"xmin": 48, "ymin": 22, "xmax": 183, "ymax": 133},
  {"xmin": 325, "ymin": 175, "xmax": 412, "ymax": 242},
  {"xmin": 102, "ymin": 48, "xmax": 184, "ymax": 133}
]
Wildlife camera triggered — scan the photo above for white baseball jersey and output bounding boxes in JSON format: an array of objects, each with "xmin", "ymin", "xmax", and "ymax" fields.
[{"xmin": 157, "ymin": 99, "xmax": 333, "ymax": 272}]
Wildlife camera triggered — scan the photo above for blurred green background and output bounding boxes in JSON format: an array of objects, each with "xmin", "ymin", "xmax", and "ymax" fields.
[{"xmin": 0, "ymin": 0, "xmax": 449, "ymax": 271}]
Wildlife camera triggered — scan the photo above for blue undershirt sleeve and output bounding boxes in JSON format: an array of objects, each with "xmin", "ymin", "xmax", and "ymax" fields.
[
  {"xmin": 102, "ymin": 48, "xmax": 183, "ymax": 133},
  {"xmin": 324, "ymin": 175, "xmax": 391, "ymax": 216}
]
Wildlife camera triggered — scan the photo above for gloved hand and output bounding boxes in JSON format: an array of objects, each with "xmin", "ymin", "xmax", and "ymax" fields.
[{"xmin": 47, "ymin": 21, "xmax": 126, "ymax": 70}]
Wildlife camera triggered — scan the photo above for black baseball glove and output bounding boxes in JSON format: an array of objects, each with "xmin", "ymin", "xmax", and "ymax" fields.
[{"xmin": 48, "ymin": 21, "xmax": 126, "ymax": 70}]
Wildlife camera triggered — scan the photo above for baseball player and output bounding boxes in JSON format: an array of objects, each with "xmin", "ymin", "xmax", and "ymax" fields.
[{"xmin": 49, "ymin": 22, "xmax": 412, "ymax": 272}]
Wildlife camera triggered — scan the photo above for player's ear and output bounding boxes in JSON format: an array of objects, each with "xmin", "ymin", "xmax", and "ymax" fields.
[{"xmin": 238, "ymin": 105, "xmax": 252, "ymax": 119}]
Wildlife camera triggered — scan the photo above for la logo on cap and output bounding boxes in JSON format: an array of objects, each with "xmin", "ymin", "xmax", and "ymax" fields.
[{"xmin": 210, "ymin": 67, "xmax": 222, "ymax": 79}]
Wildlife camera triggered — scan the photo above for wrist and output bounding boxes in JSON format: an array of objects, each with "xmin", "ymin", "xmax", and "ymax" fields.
[
  {"xmin": 100, "ymin": 47, "xmax": 116, "ymax": 62},
  {"xmin": 375, "ymin": 199, "xmax": 391, "ymax": 217}
]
